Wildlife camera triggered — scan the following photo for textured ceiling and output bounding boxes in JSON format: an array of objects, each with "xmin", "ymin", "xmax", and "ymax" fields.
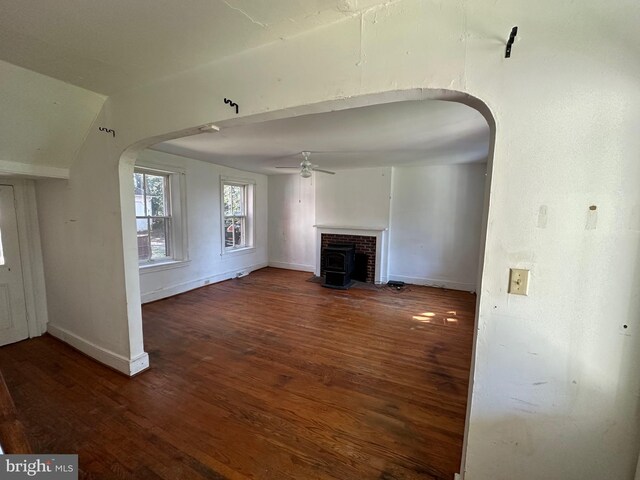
[
  {"xmin": 152, "ymin": 99, "xmax": 490, "ymax": 174},
  {"xmin": 0, "ymin": 0, "xmax": 387, "ymax": 94}
]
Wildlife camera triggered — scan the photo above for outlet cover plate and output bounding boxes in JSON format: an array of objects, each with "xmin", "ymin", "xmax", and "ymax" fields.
[{"xmin": 509, "ymin": 268, "xmax": 530, "ymax": 295}]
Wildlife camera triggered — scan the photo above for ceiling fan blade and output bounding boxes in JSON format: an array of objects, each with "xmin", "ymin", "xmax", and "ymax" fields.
[
  {"xmin": 312, "ymin": 168, "xmax": 335, "ymax": 175},
  {"xmin": 275, "ymin": 166, "xmax": 299, "ymax": 169}
]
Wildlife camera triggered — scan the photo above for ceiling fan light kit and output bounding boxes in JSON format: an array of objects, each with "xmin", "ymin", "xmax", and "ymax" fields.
[{"xmin": 276, "ymin": 151, "xmax": 336, "ymax": 177}]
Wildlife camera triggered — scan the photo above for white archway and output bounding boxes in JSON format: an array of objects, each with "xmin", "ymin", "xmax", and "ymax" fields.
[{"xmin": 118, "ymin": 88, "xmax": 497, "ymax": 474}]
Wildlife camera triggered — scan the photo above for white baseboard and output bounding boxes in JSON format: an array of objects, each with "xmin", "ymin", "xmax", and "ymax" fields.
[
  {"xmin": 268, "ymin": 261, "xmax": 315, "ymax": 272},
  {"xmin": 140, "ymin": 262, "xmax": 269, "ymax": 304},
  {"xmin": 387, "ymin": 274, "xmax": 476, "ymax": 292},
  {"xmin": 47, "ymin": 323, "xmax": 149, "ymax": 376}
]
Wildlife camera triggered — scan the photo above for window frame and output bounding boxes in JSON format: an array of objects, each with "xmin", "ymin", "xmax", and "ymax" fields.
[
  {"xmin": 220, "ymin": 176, "xmax": 255, "ymax": 255},
  {"xmin": 135, "ymin": 163, "xmax": 189, "ymax": 272}
]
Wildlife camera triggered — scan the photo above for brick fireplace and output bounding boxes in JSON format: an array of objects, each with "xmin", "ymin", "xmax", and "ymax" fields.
[
  {"xmin": 314, "ymin": 225, "xmax": 389, "ymax": 284},
  {"xmin": 321, "ymin": 234, "xmax": 376, "ymax": 283}
]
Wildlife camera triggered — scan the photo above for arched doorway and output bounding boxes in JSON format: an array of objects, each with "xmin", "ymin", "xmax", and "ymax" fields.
[{"xmin": 119, "ymin": 88, "xmax": 496, "ymax": 476}]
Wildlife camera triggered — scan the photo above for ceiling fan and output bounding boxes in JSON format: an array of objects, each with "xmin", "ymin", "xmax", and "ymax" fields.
[{"xmin": 275, "ymin": 151, "xmax": 335, "ymax": 178}]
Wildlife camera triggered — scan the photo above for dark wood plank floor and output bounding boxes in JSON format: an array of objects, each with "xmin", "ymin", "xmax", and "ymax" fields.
[{"xmin": 0, "ymin": 268, "xmax": 476, "ymax": 480}]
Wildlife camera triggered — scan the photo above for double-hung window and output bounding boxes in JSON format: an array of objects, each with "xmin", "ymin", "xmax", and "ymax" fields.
[
  {"xmin": 222, "ymin": 178, "xmax": 254, "ymax": 252},
  {"xmin": 135, "ymin": 169, "xmax": 172, "ymax": 262},
  {"xmin": 134, "ymin": 163, "xmax": 187, "ymax": 270}
]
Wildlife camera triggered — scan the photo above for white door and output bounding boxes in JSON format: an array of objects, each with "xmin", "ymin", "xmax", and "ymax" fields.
[{"xmin": 0, "ymin": 185, "xmax": 28, "ymax": 346}]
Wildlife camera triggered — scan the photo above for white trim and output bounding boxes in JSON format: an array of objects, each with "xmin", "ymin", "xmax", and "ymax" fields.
[
  {"xmin": 220, "ymin": 175, "xmax": 257, "ymax": 185},
  {"xmin": 220, "ymin": 176, "xmax": 255, "ymax": 254},
  {"xmin": 139, "ymin": 259, "xmax": 191, "ymax": 274},
  {"xmin": 134, "ymin": 161, "xmax": 189, "ymax": 266},
  {"xmin": 387, "ymin": 274, "xmax": 476, "ymax": 292},
  {"xmin": 135, "ymin": 158, "xmax": 186, "ymax": 176},
  {"xmin": 268, "ymin": 261, "xmax": 315, "ymax": 272},
  {"xmin": 314, "ymin": 226, "xmax": 389, "ymax": 284},
  {"xmin": 47, "ymin": 323, "xmax": 150, "ymax": 376},
  {"xmin": 0, "ymin": 160, "xmax": 69, "ymax": 179},
  {"xmin": 221, "ymin": 246, "xmax": 256, "ymax": 257},
  {"xmin": 313, "ymin": 224, "xmax": 388, "ymax": 231},
  {"xmin": 454, "ymin": 474, "xmax": 462, "ymax": 480},
  {"xmin": 140, "ymin": 261, "xmax": 268, "ymax": 304}
]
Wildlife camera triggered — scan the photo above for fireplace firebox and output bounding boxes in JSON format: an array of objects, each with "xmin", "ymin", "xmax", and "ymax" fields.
[{"xmin": 322, "ymin": 243, "xmax": 355, "ymax": 289}]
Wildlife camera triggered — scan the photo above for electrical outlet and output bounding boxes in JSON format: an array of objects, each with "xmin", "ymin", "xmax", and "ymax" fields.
[{"xmin": 509, "ymin": 268, "xmax": 530, "ymax": 295}]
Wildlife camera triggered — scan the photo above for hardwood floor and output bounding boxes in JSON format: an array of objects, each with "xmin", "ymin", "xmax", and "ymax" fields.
[
  {"xmin": 0, "ymin": 268, "xmax": 476, "ymax": 480},
  {"xmin": 0, "ymin": 371, "xmax": 32, "ymax": 453}
]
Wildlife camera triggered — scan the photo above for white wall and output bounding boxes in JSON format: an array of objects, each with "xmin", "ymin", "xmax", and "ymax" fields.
[
  {"xmin": 388, "ymin": 163, "xmax": 486, "ymax": 291},
  {"xmin": 0, "ymin": 59, "xmax": 105, "ymax": 178},
  {"xmin": 271, "ymin": 163, "xmax": 485, "ymax": 292},
  {"xmin": 136, "ymin": 149, "xmax": 268, "ymax": 303},
  {"xmin": 316, "ymin": 167, "xmax": 392, "ymax": 227},
  {"xmin": 35, "ymin": 104, "xmax": 146, "ymax": 375},
  {"xmin": 26, "ymin": 1, "xmax": 640, "ymax": 478},
  {"xmin": 268, "ymin": 174, "xmax": 316, "ymax": 272}
]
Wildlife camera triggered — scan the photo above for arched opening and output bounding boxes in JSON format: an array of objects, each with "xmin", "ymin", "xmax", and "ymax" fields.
[{"xmin": 119, "ymin": 88, "xmax": 497, "ymax": 477}]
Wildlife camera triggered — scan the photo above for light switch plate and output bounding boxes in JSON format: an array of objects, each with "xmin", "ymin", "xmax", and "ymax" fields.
[{"xmin": 509, "ymin": 268, "xmax": 529, "ymax": 295}]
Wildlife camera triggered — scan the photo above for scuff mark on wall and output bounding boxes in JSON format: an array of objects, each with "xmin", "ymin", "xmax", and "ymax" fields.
[
  {"xmin": 537, "ymin": 205, "xmax": 548, "ymax": 228},
  {"xmin": 586, "ymin": 205, "xmax": 598, "ymax": 230},
  {"xmin": 510, "ymin": 397, "xmax": 539, "ymax": 407}
]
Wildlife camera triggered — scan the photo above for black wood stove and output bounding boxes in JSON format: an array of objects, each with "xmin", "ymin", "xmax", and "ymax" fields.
[{"xmin": 322, "ymin": 243, "xmax": 356, "ymax": 289}]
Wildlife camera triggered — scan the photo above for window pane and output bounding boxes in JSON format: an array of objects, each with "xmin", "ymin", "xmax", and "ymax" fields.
[
  {"xmin": 145, "ymin": 174, "xmax": 167, "ymax": 216},
  {"xmin": 150, "ymin": 218, "xmax": 170, "ymax": 259},
  {"xmin": 137, "ymin": 218, "xmax": 150, "ymax": 261},
  {"xmin": 134, "ymin": 173, "xmax": 146, "ymax": 216},
  {"xmin": 223, "ymin": 185, "xmax": 233, "ymax": 216},
  {"xmin": 224, "ymin": 218, "xmax": 234, "ymax": 247},
  {"xmin": 224, "ymin": 184, "xmax": 243, "ymax": 216},
  {"xmin": 234, "ymin": 218, "xmax": 244, "ymax": 246},
  {"xmin": 148, "ymin": 195, "xmax": 166, "ymax": 216},
  {"xmin": 146, "ymin": 174, "xmax": 165, "ymax": 196},
  {"xmin": 133, "ymin": 173, "xmax": 144, "ymax": 194},
  {"xmin": 232, "ymin": 186, "xmax": 243, "ymax": 215}
]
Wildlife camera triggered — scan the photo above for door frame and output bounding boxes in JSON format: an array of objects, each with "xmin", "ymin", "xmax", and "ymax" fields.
[{"xmin": 0, "ymin": 179, "xmax": 48, "ymax": 339}]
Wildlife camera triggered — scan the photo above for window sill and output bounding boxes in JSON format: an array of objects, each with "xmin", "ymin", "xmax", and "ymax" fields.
[
  {"xmin": 221, "ymin": 246, "xmax": 256, "ymax": 257},
  {"xmin": 139, "ymin": 259, "xmax": 191, "ymax": 275}
]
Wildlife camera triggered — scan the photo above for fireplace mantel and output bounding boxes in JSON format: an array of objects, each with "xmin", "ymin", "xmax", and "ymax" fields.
[
  {"xmin": 314, "ymin": 225, "xmax": 389, "ymax": 284},
  {"xmin": 313, "ymin": 225, "xmax": 388, "ymax": 232}
]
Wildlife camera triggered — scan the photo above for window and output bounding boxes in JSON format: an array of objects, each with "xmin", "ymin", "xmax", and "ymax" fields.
[
  {"xmin": 134, "ymin": 170, "xmax": 171, "ymax": 261},
  {"xmin": 221, "ymin": 178, "xmax": 254, "ymax": 252},
  {"xmin": 134, "ymin": 165, "xmax": 187, "ymax": 268}
]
